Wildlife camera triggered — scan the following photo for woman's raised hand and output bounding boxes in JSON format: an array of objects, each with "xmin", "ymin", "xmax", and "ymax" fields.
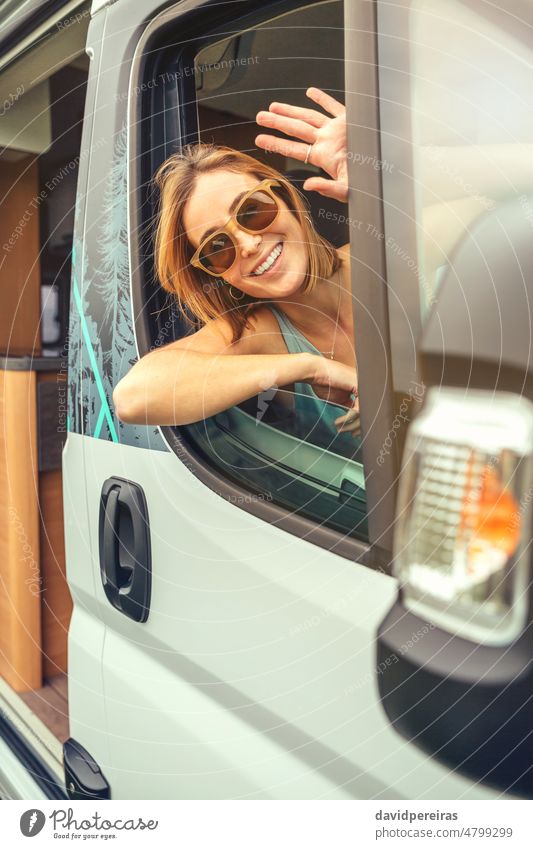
[{"xmin": 255, "ymin": 87, "xmax": 348, "ymax": 202}]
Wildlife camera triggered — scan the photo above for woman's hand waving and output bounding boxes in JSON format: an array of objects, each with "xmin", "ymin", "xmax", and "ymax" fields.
[{"xmin": 255, "ymin": 87, "xmax": 348, "ymax": 202}]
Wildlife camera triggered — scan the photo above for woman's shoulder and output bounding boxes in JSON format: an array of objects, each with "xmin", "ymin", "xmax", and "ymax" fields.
[
  {"xmin": 333, "ymin": 243, "xmax": 351, "ymax": 288},
  {"xmin": 336, "ymin": 243, "xmax": 351, "ymax": 266},
  {"xmin": 238, "ymin": 304, "xmax": 287, "ymax": 354},
  {"xmin": 164, "ymin": 306, "xmax": 283, "ymax": 355}
]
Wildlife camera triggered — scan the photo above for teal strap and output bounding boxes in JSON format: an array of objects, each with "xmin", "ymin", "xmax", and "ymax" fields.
[
  {"xmin": 269, "ymin": 306, "xmax": 322, "ymax": 357},
  {"xmin": 71, "ymin": 246, "xmax": 118, "ymax": 442}
]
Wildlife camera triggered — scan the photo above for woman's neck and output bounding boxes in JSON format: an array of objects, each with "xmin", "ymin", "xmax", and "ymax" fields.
[{"xmin": 272, "ymin": 267, "xmax": 346, "ymax": 335}]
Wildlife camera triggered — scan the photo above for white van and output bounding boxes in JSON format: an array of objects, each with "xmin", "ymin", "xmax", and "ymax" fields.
[{"xmin": 0, "ymin": 0, "xmax": 532, "ymax": 800}]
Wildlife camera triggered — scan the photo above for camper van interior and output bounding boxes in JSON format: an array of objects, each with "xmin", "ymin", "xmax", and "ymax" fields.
[{"xmin": 0, "ymin": 4, "xmax": 90, "ymax": 747}]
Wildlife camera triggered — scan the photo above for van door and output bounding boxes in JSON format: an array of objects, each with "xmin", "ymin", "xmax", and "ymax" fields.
[{"xmin": 65, "ymin": 0, "xmax": 500, "ymax": 799}]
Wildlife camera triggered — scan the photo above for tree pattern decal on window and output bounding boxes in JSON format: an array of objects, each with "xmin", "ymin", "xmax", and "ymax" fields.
[{"xmin": 68, "ymin": 125, "xmax": 167, "ymax": 451}]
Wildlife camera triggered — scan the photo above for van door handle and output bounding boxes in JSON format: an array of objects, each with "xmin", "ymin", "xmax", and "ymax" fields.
[{"xmin": 99, "ymin": 477, "xmax": 151, "ymax": 623}]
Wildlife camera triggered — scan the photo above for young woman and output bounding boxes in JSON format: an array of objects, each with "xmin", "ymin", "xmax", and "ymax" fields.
[{"xmin": 113, "ymin": 88, "xmax": 359, "ymax": 447}]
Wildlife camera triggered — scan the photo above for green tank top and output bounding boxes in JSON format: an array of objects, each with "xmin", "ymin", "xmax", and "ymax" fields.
[{"xmin": 269, "ymin": 307, "xmax": 361, "ymax": 460}]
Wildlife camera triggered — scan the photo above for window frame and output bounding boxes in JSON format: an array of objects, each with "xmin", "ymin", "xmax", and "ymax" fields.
[
  {"xmin": 128, "ymin": 0, "xmax": 395, "ymax": 570},
  {"xmin": 344, "ymin": 0, "xmax": 400, "ymax": 553}
]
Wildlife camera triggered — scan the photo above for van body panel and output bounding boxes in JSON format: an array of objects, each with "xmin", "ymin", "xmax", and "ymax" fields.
[
  {"xmin": 63, "ymin": 433, "xmax": 111, "ymax": 776},
  {"xmin": 81, "ymin": 436, "xmax": 498, "ymax": 798},
  {"xmin": 0, "ymin": 1, "xmax": 87, "ymax": 67}
]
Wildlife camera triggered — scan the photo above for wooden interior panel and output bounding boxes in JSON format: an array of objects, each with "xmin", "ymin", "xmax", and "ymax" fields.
[
  {"xmin": 37, "ymin": 368, "xmax": 71, "ymax": 677},
  {"xmin": 0, "ymin": 157, "xmax": 42, "ymax": 356},
  {"xmin": 39, "ymin": 466, "xmax": 72, "ymax": 677},
  {"xmin": 0, "ymin": 369, "xmax": 42, "ymax": 691}
]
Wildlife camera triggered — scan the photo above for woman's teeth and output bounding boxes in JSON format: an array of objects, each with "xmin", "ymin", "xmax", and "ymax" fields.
[{"xmin": 252, "ymin": 243, "xmax": 282, "ymax": 276}]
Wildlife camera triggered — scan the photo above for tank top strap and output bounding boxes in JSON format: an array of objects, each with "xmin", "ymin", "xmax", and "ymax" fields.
[{"xmin": 269, "ymin": 306, "xmax": 322, "ymax": 357}]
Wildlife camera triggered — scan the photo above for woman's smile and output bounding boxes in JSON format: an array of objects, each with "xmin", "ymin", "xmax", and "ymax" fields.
[{"xmin": 249, "ymin": 242, "xmax": 283, "ymax": 277}]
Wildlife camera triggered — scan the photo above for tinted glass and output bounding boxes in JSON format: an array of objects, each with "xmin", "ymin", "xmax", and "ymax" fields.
[
  {"xmin": 378, "ymin": 0, "xmax": 533, "ymax": 394},
  {"xmin": 236, "ymin": 190, "xmax": 279, "ymax": 231}
]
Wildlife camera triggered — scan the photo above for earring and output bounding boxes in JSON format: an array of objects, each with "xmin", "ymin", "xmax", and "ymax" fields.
[{"xmin": 228, "ymin": 285, "xmax": 245, "ymax": 301}]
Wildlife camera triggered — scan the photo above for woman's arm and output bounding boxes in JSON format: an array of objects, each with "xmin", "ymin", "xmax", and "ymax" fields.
[
  {"xmin": 255, "ymin": 87, "xmax": 348, "ymax": 202},
  {"xmin": 113, "ymin": 323, "xmax": 357, "ymax": 426},
  {"xmin": 114, "ymin": 347, "xmax": 307, "ymax": 426}
]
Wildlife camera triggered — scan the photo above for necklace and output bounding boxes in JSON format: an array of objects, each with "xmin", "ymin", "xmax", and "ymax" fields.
[{"xmin": 323, "ymin": 268, "xmax": 343, "ymax": 360}]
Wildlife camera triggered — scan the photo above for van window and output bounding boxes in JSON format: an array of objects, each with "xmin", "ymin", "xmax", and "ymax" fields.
[
  {"xmin": 141, "ymin": 0, "xmax": 368, "ymax": 539},
  {"xmin": 378, "ymin": 0, "xmax": 533, "ymax": 395}
]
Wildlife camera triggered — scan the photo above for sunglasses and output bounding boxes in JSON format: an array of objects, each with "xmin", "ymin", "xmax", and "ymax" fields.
[{"xmin": 190, "ymin": 178, "xmax": 282, "ymax": 277}]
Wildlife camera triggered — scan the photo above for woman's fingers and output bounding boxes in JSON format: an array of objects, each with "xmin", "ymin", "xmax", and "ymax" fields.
[
  {"xmin": 267, "ymin": 101, "xmax": 328, "ymax": 128},
  {"xmin": 334, "ymin": 410, "xmax": 361, "ymax": 436},
  {"xmin": 335, "ymin": 423, "xmax": 361, "ymax": 436},
  {"xmin": 334, "ymin": 406, "xmax": 359, "ymax": 425},
  {"xmin": 306, "ymin": 87, "xmax": 345, "ymax": 117},
  {"xmin": 255, "ymin": 133, "xmax": 311, "ymax": 161},
  {"xmin": 303, "ymin": 176, "xmax": 348, "ymax": 202},
  {"xmin": 255, "ymin": 110, "xmax": 317, "ymax": 144}
]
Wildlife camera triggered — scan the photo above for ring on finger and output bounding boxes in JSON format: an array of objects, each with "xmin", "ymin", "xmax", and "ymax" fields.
[{"xmin": 304, "ymin": 143, "xmax": 313, "ymax": 165}]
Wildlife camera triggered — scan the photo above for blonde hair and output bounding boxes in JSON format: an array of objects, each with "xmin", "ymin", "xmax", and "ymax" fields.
[{"xmin": 154, "ymin": 143, "xmax": 339, "ymax": 342}]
